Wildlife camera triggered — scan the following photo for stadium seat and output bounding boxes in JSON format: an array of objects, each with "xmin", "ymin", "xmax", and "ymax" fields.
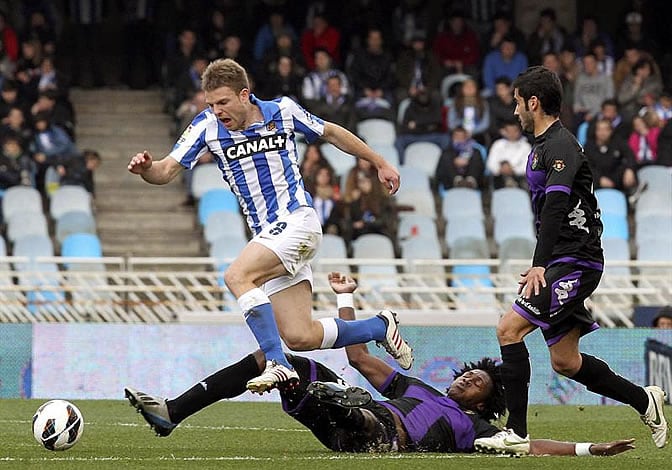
[
  {"xmin": 595, "ymin": 188, "xmax": 627, "ymax": 217},
  {"xmin": 61, "ymin": 233, "xmax": 103, "ymax": 258},
  {"xmin": 498, "ymin": 237, "xmax": 535, "ymax": 273},
  {"xmin": 636, "ymin": 214, "xmax": 672, "ymax": 245},
  {"xmin": 13, "ymin": 234, "xmax": 53, "ymax": 259},
  {"xmin": 356, "ymin": 119, "xmax": 396, "ymax": 145},
  {"xmin": 6, "ymin": 211, "xmax": 49, "ymax": 242},
  {"xmin": 352, "ymin": 233, "xmax": 398, "ymax": 290},
  {"xmin": 396, "ymin": 97, "xmax": 411, "ymax": 126},
  {"xmin": 638, "ymin": 238, "xmax": 672, "ymax": 263},
  {"xmin": 450, "ymin": 236, "xmax": 489, "ymax": 259},
  {"xmin": 2, "ymin": 186, "xmax": 42, "ymax": 223},
  {"xmin": 56, "ymin": 210, "xmax": 97, "ymax": 244},
  {"xmin": 50, "ymin": 185, "xmax": 93, "ymax": 220},
  {"xmin": 401, "ymin": 236, "xmax": 444, "ymax": 275},
  {"xmin": 397, "ymin": 214, "xmax": 438, "ymax": 242},
  {"xmin": 204, "ymin": 210, "xmax": 247, "ymax": 244},
  {"xmin": 576, "ymin": 121, "xmax": 589, "ymax": 146},
  {"xmin": 191, "ymin": 163, "xmax": 229, "ymax": 199},
  {"xmin": 395, "ymin": 186, "xmax": 437, "ymax": 219},
  {"xmin": 635, "ymin": 190, "xmax": 672, "ymax": 220},
  {"xmin": 403, "ymin": 141, "xmax": 443, "ymax": 178},
  {"xmin": 600, "ymin": 212, "xmax": 629, "ymax": 240},
  {"xmin": 295, "ymin": 141, "xmax": 307, "ymax": 164},
  {"xmin": 398, "ymin": 166, "xmax": 431, "ymax": 190},
  {"xmin": 370, "ymin": 143, "xmax": 400, "ymax": 168},
  {"xmin": 320, "ymin": 143, "xmax": 356, "ymax": 178},
  {"xmin": 210, "ymin": 234, "xmax": 247, "ymax": 269},
  {"xmin": 637, "ymin": 165, "xmax": 672, "ymax": 195},
  {"xmin": 442, "ymin": 188, "xmax": 483, "ymax": 222},
  {"xmin": 491, "ymin": 188, "xmax": 532, "ymax": 219},
  {"xmin": 452, "ymin": 264, "xmax": 493, "ymax": 288},
  {"xmin": 440, "ymin": 73, "xmax": 471, "ymax": 101},
  {"xmin": 313, "ymin": 233, "xmax": 349, "ymax": 274},
  {"xmin": 198, "ymin": 189, "xmax": 239, "ymax": 225},
  {"xmin": 493, "ymin": 215, "xmax": 536, "ymax": 246},
  {"xmin": 445, "ymin": 216, "xmax": 486, "ymax": 249}
]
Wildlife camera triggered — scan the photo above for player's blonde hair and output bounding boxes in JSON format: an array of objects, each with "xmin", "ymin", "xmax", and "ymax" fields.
[{"xmin": 202, "ymin": 58, "xmax": 250, "ymax": 93}]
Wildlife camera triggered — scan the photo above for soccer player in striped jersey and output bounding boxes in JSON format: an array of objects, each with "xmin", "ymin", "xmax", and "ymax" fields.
[{"xmin": 128, "ymin": 58, "xmax": 411, "ymax": 393}]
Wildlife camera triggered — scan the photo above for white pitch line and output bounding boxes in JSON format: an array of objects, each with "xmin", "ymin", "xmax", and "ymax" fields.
[{"xmin": 0, "ymin": 454, "xmax": 489, "ymax": 462}]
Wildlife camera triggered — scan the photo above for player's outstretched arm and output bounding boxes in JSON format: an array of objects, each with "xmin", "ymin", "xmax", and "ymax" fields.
[
  {"xmin": 328, "ymin": 272, "xmax": 394, "ymax": 390},
  {"xmin": 529, "ymin": 438, "xmax": 635, "ymax": 456},
  {"xmin": 322, "ymin": 122, "xmax": 400, "ymax": 194},
  {"xmin": 128, "ymin": 150, "xmax": 183, "ymax": 185}
]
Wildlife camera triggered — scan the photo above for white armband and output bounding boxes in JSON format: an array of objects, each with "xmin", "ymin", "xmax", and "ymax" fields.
[
  {"xmin": 574, "ymin": 442, "xmax": 593, "ymax": 456},
  {"xmin": 336, "ymin": 293, "xmax": 354, "ymax": 309}
]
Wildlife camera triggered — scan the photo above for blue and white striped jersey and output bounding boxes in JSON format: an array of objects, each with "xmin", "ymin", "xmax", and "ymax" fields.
[{"xmin": 170, "ymin": 95, "xmax": 325, "ymax": 234}]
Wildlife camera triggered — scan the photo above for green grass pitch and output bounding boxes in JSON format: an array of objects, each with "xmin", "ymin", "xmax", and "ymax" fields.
[{"xmin": 2, "ymin": 399, "xmax": 669, "ymax": 469}]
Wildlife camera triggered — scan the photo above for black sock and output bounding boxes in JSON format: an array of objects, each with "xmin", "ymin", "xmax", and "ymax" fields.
[
  {"xmin": 571, "ymin": 353, "xmax": 649, "ymax": 414},
  {"xmin": 501, "ymin": 342, "xmax": 530, "ymax": 437},
  {"xmin": 167, "ymin": 354, "xmax": 260, "ymax": 423}
]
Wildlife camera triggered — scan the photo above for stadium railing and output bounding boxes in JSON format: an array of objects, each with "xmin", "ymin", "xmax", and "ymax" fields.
[{"xmin": 0, "ymin": 256, "xmax": 669, "ymax": 327}]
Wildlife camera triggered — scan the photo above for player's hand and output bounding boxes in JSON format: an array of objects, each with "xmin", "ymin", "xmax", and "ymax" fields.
[
  {"xmin": 518, "ymin": 266, "xmax": 547, "ymax": 298},
  {"xmin": 378, "ymin": 163, "xmax": 400, "ymax": 195},
  {"xmin": 128, "ymin": 150, "xmax": 153, "ymax": 174},
  {"xmin": 588, "ymin": 438, "xmax": 635, "ymax": 456},
  {"xmin": 328, "ymin": 272, "xmax": 357, "ymax": 294}
]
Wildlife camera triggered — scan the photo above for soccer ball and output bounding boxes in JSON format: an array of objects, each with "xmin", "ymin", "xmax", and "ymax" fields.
[{"xmin": 32, "ymin": 400, "xmax": 84, "ymax": 451}]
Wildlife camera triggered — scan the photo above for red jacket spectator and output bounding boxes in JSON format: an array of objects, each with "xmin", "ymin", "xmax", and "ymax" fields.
[
  {"xmin": 432, "ymin": 12, "xmax": 480, "ymax": 74},
  {"xmin": 0, "ymin": 12, "xmax": 19, "ymax": 62},
  {"xmin": 301, "ymin": 14, "xmax": 341, "ymax": 70}
]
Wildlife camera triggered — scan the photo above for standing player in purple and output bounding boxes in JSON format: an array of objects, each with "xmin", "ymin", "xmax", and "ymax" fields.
[
  {"xmin": 474, "ymin": 66, "xmax": 668, "ymax": 454},
  {"xmin": 127, "ymin": 59, "xmax": 412, "ymax": 393}
]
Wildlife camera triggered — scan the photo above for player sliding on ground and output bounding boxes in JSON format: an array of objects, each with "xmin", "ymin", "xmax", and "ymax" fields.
[
  {"xmin": 127, "ymin": 58, "xmax": 409, "ymax": 393},
  {"xmin": 126, "ymin": 273, "xmax": 636, "ymax": 456}
]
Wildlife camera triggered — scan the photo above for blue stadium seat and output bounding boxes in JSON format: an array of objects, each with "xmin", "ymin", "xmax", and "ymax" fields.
[
  {"xmin": 6, "ymin": 211, "xmax": 49, "ymax": 242},
  {"xmin": 445, "ymin": 216, "xmax": 486, "ymax": 249},
  {"xmin": 61, "ymin": 233, "xmax": 103, "ymax": 258},
  {"xmin": 204, "ymin": 210, "xmax": 247, "ymax": 244},
  {"xmin": 636, "ymin": 214, "xmax": 672, "ymax": 246},
  {"xmin": 191, "ymin": 163, "xmax": 229, "ymax": 199},
  {"xmin": 442, "ymin": 188, "xmax": 483, "ymax": 222},
  {"xmin": 2, "ymin": 186, "xmax": 42, "ymax": 223},
  {"xmin": 452, "ymin": 264, "xmax": 493, "ymax": 288},
  {"xmin": 50, "ymin": 185, "xmax": 92, "ymax": 220},
  {"xmin": 398, "ymin": 166, "xmax": 431, "ymax": 190},
  {"xmin": 637, "ymin": 165, "xmax": 672, "ymax": 195},
  {"xmin": 601, "ymin": 212, "xmax": 629, "ymax": 240},
  {"xmin": 576, "ymin": 121, "xmax": 589, "ymax": 146},
  {"xmin": 198, "ymin": 189, "xmax": 239, "ymax": 225},
  {"xmin": 403, "ymin": 141, "xmax": 442, "ymax": 178},
  {"xmin": 370, "ymin": 143, "xmax": 400, "ymax": 168},
  {"xmin": 313, "ymin": 233, "xmax": 349, "ymax": 274},
  {"xmin": 491, "ymin": 188, "xmax": 532, "ymax": 218},
  {"xmin": 397, "ymin": 214, "xmax": 438, "ymax": 242},
  {"xmin": 595, "ymin": 188, "xmax": 627, "ymax": 217},
  {"xmin": 356, "ymin": 119, "xmax": 396, "ymax": 145},
  {"xmin": 56, "ymin": 210, "xmax": 97, "ymax": 244},
  {"xmin": 320, "ymin": 143, "xmax": 356, "ymax": 178}
]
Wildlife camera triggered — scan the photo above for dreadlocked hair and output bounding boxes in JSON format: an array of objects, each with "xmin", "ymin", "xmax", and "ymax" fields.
[{"xmin": 449, "ymin": 357, "xmax": 505, "ymax": 422}]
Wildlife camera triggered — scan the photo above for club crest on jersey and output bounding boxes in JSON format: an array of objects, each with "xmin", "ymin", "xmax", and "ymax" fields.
[
  {"xmin": 266, "ymin": 122, "xmax": 276, "ymax": 131},
  {"xmin": 553, "ymin": 159, "xmax": 566, "ymax": 172},
  {"xmin": 225, "ymin": 134, "xmax": 287, "ymax": 160},
  {"xmin": 177, "ymin": 124, "xmax": 193, "ymax": 145},
  {"xmin": 531, "ymin": 152, "xmax": 539, "ymax": 170}
]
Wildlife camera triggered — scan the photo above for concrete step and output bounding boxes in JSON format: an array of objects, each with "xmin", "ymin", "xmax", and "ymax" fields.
[
  {"xmin": 77, "ymin": 124, "xmax": 173, "ymax": 138},
  {"xmin": 96, "ymin": 210, "xmax": 196, "ymax": 231},
  {"xmin": 76, "ymin": 136, "xmax": 172, "ymax": 156},
  {"xmin": 93, "ymin": 171, "xmax": 186, "ymax": 188},
  {"xmin": 76, "ymin": 113, "xmax": 173, "ymax": 127},
  {"xmin": 70, "ymin": 89, "xmax": 164, "ymax": 102},
  {"xmin": 74, "ymin": 101, "xmax": 165, "ymax": 114},
  {"xmin": 101, "ymin": 236, "xmax": 204, "ymax": 257}
]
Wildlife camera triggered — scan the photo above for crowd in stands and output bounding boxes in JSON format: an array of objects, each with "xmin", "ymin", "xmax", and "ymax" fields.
[
  {"xmin": 157, "ymin": 2, "xmax": 671, "ymax": 255},
  {"xmin": 0, "ymin": 4, "xmax": 101, "ymax": 225}
]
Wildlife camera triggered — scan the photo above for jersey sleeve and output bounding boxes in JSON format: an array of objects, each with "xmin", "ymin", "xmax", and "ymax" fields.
[
  {"xmin": 472, "ymin": 419, "xmax": 501, "ymax": 440},
  {"xmin": 377, "ymin": 372, "xmax": 442, "ymax": 399},
  {"xmin": 283, "ymin": 97, "xmax": 325, "ymax": 143},
  {"xmin": 168, "ymin": 111, "xmax": 211, "ymax": 169},
  {"xmin": 540, "ymin": 135, "xmax": 581, "ymax": 195}
]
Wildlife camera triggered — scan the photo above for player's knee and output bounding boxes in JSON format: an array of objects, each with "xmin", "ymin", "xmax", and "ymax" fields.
[
  {"xmin": 495, "ymin": 321, "xmax": 519, "ymax": 344},
  {"xmin": 223, "ymin": 266, "xmax": 244, "ymax": 291},
  {"xmin": 281, "ymin": 330, "xmax": 318, "ymax": 351},
  {"xmin": 551, "ymin": 355, "xmax": 581, "ymax": 377}
]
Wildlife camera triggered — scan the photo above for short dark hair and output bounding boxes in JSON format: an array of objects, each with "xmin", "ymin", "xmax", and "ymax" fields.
[
  {"xmin": 512, "ymin": 66, "xmax": 563, "ymax": 117},
  {"xmin": 450, "ymin": 358, "xmax": 505, "ymax": 421},
  {"xmin": 653, "ymin": 306, "xmax": 672, "ymax": 327},
  {"xmin": 494, "ymin": 76, "xmax": 512, "ymax": 87},
  {"xmin": 601, "ymin": 98, "xmax": 618, "ymax": 109}
]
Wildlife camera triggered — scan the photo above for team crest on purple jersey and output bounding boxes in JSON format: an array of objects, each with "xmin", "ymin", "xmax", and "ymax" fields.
[{"xmin": 552, "ymin": 159, "xmax": 566, "ymax": 172}]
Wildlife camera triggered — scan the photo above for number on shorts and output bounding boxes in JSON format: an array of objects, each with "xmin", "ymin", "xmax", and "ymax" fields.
[{"xmin": 269, "ymin": 221, "xmax": 287, "ymax": 236}]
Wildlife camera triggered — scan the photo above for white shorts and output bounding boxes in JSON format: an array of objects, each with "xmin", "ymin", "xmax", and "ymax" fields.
[{"xmin": 252, "ymin": 206, "xmax": 322, "ymax": 297}]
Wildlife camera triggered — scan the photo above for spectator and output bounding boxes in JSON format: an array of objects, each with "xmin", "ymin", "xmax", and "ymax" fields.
[
  {"xmin": 35, "ymin": 55, "xmax": 63, "ymax": 95},
  {"xmin": 342, "ymin": 159, "xmax": 379, "ymax": 203},
  {"xmin": 432, "ymin": 9, "xmax": 481, "ymax": 76},
  {"xmin": 299, "ymin": 143, "xmax": 333, "ymax": 194},
  {"xmin": 652, "ymin": 306, "xmax": 672, "ymax": 329},
  {"xmin": 447, "ymin": 78, "xmax": 490, "ymax": 145},
  {"xmin": 165, "ymin": 28, "xmax": 201, "ymax": 90},
  {"xmin": 174, "ymin": 56, "xmax": 208, "ymax": 110},
  {"xmin": 651, "ymin": 91, "xmax": 672, "ymax": 124},
  {"xmin": 394, "ymin": 30, "xmax": 440, "ymax": 103},
  {"xmin": 573, "ymin": 53, "xmax": 614, "ymax": 128},
  {"xmin": 586, "ymin": 99, "xmax": 632, "ymax": 144},
  {"xmin": 309, "ymin": 74, "xmax": 355, "ymax": 131},
  {"xmin": 435, "ymin": 126, "xmax": 485, "ymax": 190},
  {"xmin": 542, "ymin": 51, "xmax": 574, "ymax": 129},
  {"xmin": 300, "ymin": 13, "xmax": 341, "ymax": 70},
  {"xmin": 584, "ymin": 118, "xmax": 637, "ymax": 192},
  {"xmin": 526, "ymin": 8, "xmax": 567, "ymax": 65},
  {"xmin": 617, "ymin": 58, "xmax": 663, "ymax": 123},
  {"xmin": 394, "ymin": 88, "xmax": 449, "ymax": 163},
  {"xmin": 260, "ymin": 32, "xmax": 305, "ymax": 80},
  {"xmin": 253, "ymin": 10, "xmax": 297, "ymax": 65},
  {"xmin": 301, "ymin": 49, "xmax": 349, "ymax": 108},
  {"xmin": 22, "ymin": 9, "xmax": 57, "ymax": 55},
  {"xmin": 261, "ymin": 55, "xmax": 302, "ymax": 102},
  {"xmin": 30, "ymin": 89, "xmax": 75, "ymax": 139},
  {"xmin": 487, "ymin": 76, "xmax": 516, "ymax": 143},
  {"xmin": 482, "ymin": 35, "xmax": 528, "ymax": 96},
  {"xmin": 591, "ymin": 39, "xmax": 615, "ymax": 79},
  {"xmin": 30, "ymin": 112, "xmax": 77, "ymax": 193},
  {"xmin": 348, "ymin": 29, "xmax": 395, "ymax": 121},
  {"xmin": 0, "ymin": 11, "xmax": 19, "ymax": 62},
  {"xmin": 203, "ymin": 9, "xmax": 241, "ymax": 61},
  {"xmin": 57, "ymin": 149, "xmax": 101, "ymax": 195},
  {"xmin": 0, "ymin": 134, "xmax": 33, "ymax": 189},
  {"xmin": 175, "ymin": 89, "xmax": 207, "ymax": 134},
  {"xmin": 392, "ymin": 0, "xmax": 431, "ymax": 49},
  {"xmin": 572, "ymin": 15, "xmax": 614, "ymax": 59},
  {"xmin": 14, "ymin": 38, "xmax": 42, "ymax": 102},
  {"xmin": 216, "ymin": 35, "xmax": 251, "ymax": 72},
  {"xmin": 656, "ymin": 118, "xmax": 672, "ymax": 167},
  {"xmin": 613, "ymin": 43, "xmax": 660, "ymax": 91},
  {"xmin": 310, "ymin": 164, "xmax": 341, "ymax": 235},
  {"xmin": 484, "ymin": 11, "xmax": 526, "ymax": 53},
  {"xmin": 617, "ymin": 11, "xmax": 657, "ymax": 56},
  {"xmin": 0, "ymin": 106, "xmax": 32, "ymax": 146},
  {"xmin": 486, "ymin": 119, "xmax": 531, "ymax": 189},
  {"xmin": 346, "ymin": 171, "xmax": 396, "ymax": 241},
  {"xmin": 628, "ymin": 112, "xmax": 661, "ymax": 167},
  {"xmin": 0, "ymin": 30, "xmax": 16, "ymax": 82},
  {"xmin": 0, "ymin": 80, "xmax": 28, "ymax": 121}
]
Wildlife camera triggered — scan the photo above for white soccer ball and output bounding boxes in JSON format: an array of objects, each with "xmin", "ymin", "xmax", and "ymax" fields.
[{"xmin": 32, "ymin": 400, "xmax": 84, "ymax": 451}]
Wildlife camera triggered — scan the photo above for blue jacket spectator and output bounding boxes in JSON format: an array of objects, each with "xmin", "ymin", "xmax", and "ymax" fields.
[
  {"xmin": 253, "ymin": 11, "xmax": 296, "ymax": 63},
  {"xmin": 482, "ymin": 36, "xmax": 528, "ymax": 96}
]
